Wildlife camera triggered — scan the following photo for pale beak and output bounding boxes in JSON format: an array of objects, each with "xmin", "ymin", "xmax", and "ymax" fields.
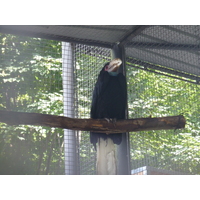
[{"xmin": 107, "ymin": 58, "xmax": 122, "ymax": 72}]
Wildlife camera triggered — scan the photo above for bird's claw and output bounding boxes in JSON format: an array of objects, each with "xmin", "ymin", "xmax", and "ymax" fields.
[
  {"xmin": 104, "ymin": 118, "xmax": 117, "ymax": 127},
  {"xmin": 105, "ymin": 118, "xmax": 111, "ymax": 123}
]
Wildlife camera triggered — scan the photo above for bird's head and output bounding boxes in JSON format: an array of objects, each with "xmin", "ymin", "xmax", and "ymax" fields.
[{"xmin": 104, "ymin": 58, "xmax": 122, "ymax": 72}]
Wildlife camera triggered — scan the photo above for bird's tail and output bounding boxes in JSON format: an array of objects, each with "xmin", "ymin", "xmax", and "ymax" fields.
[{"xmin": 96, "ymin": 137, "xmax": 117, "ymax": 175}]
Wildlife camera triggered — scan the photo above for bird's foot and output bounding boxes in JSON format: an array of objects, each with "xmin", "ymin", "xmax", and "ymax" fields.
[
  {"xmin": 104, "ymin": 118, "xmax": 111, "ymax": 123},
  {"xmin": 104, "ymin": 118, "xmax": 117, "ymax": 127},
  {"xmin": 112, "ymin": 118, "xmax": 117, "ymax": 127}
]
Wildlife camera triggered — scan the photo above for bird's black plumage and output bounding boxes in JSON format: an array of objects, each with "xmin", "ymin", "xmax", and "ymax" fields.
[{"xmin": 90, "ymin": 61, "xmax": 127, "ymax": 149}]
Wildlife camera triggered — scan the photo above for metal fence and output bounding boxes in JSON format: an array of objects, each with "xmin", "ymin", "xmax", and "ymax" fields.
[
  {"xmin": 125, "ymin": 35, "xmax": 200, "ymax": 175},
  {"xmin": 73, "ymin": 44, "xmax": 111, "ymax": 174},
  {"xmin": 126, "ymin": 63, "xmax": 200, "ymax": 175},
  {"xmin": 0, "ymin": 32, "xmax": 199, "ymax": 175}
]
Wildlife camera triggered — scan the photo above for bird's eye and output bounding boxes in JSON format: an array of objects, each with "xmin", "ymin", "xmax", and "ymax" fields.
[{"xmin": 104, "ymin": 65, "xmax": 109, "ymax": 71}]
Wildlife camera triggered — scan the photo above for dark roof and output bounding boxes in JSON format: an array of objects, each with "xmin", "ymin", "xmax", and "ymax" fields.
[{"xmin": 1, "ymin": 25, "xmax": 200, "ymax": 83}]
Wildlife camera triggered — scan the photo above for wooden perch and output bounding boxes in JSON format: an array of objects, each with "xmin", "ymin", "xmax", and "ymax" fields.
[{"xmin": 0, "ymin": 110, "xmax": 185, "ymax": 133}]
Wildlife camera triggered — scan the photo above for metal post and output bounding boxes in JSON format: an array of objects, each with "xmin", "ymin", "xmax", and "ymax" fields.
[
  {"xmin": 62, "ymin": 42, "xmax": 77, "ymax": 175},
  {"xmin": 112, "ymin": 44, "xmax": 131, "ymax": 175}
]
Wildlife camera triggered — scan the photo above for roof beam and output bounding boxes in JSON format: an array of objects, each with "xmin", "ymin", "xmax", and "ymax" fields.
[
  {"xmin": 0, "ymin": 25, "xmax": 113, "ymax": 48},
  {"xmin": 126, "ymin": 42, "xmax": 200, "ymax": 51},
  {"xmin": 127, "ymin": 57, "xmax": 200, "ymax": 84},
  {"xmin": 119, "ymin": 25, "xmax": 151, "ymax": 45}
]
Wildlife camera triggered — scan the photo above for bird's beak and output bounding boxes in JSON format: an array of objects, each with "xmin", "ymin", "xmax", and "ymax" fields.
[{"xmin": 107, "ymin": 58, "xmax": 122, "ymax": 72}]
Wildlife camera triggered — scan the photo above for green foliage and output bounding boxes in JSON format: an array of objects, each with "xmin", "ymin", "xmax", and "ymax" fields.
[
  {"xmin": 0, "ymin": 34, "xmax": 64, "ymax": 174},
  {"xmin": 127, "ymin": 64, "xmax": 200, "ymax": 174}
]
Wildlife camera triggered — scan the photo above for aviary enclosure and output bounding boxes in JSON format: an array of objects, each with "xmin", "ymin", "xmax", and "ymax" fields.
[{"xmin": 0, "ymin": 26, "xmax": 199, "ymax": 175}]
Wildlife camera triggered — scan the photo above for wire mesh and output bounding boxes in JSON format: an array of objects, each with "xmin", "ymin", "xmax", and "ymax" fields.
[
  {"xmin": 126, "ymin": 25, "xmax": 200, "ymax": 83},
  {"xmin": 73, "ymin": 44, "xmax": 111, "ymax": 174},
  {"xmin": 0, "ymin": 33, "xmax": 112, "ymax": 175},
  {"xmin": 125, "ymin": 26, "xmax": 200, "ymax": 175},
  {"xmin": 0, "ymin": 33, "xmax": 64, "ymax": 174},
  {"xmin": 1, "ymin": 26, "xmax": 200, "ymax": 175}
]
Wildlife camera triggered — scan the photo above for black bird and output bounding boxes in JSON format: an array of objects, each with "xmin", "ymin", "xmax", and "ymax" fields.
[
  {"xmin": 90, "ymin": 58, "xmax": 127, "ymax": 175},
  {"xmin": 90, "ymin": 58, "xmax": 127, "ymax": 174}
]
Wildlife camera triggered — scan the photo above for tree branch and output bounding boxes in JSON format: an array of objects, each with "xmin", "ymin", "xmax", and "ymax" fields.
[{"xmin": 0, "ymin": 110, "xmax": 185, "ymax": 133}]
